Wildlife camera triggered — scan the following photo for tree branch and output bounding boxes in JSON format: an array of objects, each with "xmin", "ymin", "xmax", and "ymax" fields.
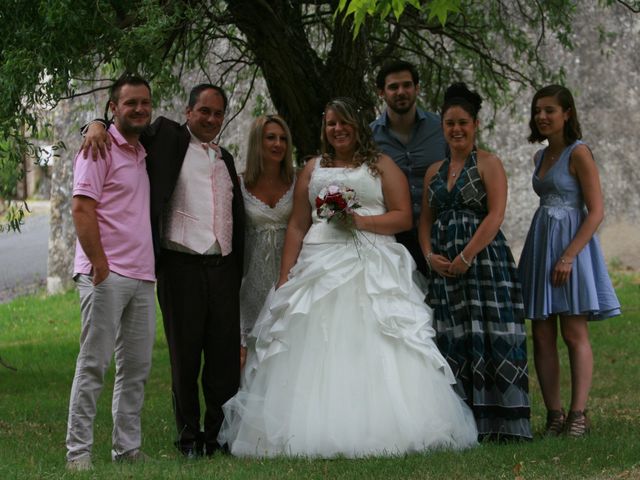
[
  {"xmin": 616, "ymin": 0, "xmax": 640, "ymax": 12},
  {"xmin": 58, "ymin": 85, "xmax": 111, "ymax": 101}
]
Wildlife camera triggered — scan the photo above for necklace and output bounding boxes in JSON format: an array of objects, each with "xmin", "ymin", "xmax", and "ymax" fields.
[
  {"xmin": 547, "ymin": 146, "xmax": 565, "ymax": 163},
  {"xmin": 449, "ymin": 161, "xmax": 464, "ymax": 177}
]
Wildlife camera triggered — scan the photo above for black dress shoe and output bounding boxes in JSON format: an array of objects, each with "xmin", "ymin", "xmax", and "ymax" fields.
[{"xmin": 175, "ymin": 440, "xmax": 203, "ymax": 459}]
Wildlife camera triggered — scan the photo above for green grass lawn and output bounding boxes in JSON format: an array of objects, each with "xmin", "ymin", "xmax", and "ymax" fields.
[{"xmin": 1, "ymin": 273, "xmax": 639, "ymax": 479}]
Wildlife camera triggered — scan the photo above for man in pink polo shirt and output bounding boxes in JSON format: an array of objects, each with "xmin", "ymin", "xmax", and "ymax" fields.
[{"xmin": 65, "ymin": 74, "xmax": 155, "ymax": 471}]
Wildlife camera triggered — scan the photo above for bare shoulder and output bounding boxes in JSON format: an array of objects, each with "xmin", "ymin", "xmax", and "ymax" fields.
[
  {"xmin": 298, "ymin": 156, "xmax": 318, "ymax": 181},
  {"xmin": 476, "ymin": 149, "xmax": 507, "ymax": 185},
  {"xmin": 476, "ymin": 149, "xmax": 502, "ymax": 167},
  {"xmin": 570, "ymin": 143, "xmax": 598, "ymax": 177},
  {"xmin": 427, "ymin": 159, "xmax": 444, "ymax": 176},
  {"xmin": 571, "ymin": 143, "xmax": 595, "ymax": 164},
  {"xmin": 421, "ymin": 160, "xmax": 442, "ymax": 186},
  {"xmin": 376, "ymin": 154, "xmax": 408, "ymax": 194},
  {"xmin": 302, "ymin": 156, "xmax": 318, "ymax": 172},
  {"xmin": 375, "ymin": 153, "xmax": 397, "ymax": 172}
]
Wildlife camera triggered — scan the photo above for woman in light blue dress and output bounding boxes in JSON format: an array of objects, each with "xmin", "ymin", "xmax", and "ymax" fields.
[{"xmin": 518, "ymin": 85, "xmax": 620, "ymax": 437}]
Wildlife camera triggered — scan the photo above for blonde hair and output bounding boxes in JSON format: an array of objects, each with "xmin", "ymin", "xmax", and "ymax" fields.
[
  {"xmin": 244, "ymin": 115, "xmax": 295, "ymax": 187},
  {"xmin": 320, "ymin": 97, "xmax": 380, "ymax": 175}
]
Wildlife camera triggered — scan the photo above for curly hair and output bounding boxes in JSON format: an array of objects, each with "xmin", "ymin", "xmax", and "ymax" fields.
[{"xmin": 320, "ymin": 97, "xmax": 380, "ymax": 175}]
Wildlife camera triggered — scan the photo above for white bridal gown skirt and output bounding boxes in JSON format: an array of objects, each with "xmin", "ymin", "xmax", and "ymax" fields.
[{"xmin": 219, "ymin": 236, "xmax": 478, "ymax": 457}]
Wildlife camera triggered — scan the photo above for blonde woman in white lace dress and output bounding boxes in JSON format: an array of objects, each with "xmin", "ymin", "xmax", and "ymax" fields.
[{"xmin": 239, "ymin": 115, "xmax": 296, "ymax": 367}]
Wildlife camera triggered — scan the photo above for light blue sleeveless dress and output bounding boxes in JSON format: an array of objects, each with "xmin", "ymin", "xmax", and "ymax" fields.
[{"xmin": 517, "ymin": 141, "xmax": 621, "ymax": 321}]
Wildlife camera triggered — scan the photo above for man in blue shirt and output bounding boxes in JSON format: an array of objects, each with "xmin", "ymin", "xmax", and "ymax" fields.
[{"xmin": 370, "ymin": 60, "xmax": 446, "ymax": 274}]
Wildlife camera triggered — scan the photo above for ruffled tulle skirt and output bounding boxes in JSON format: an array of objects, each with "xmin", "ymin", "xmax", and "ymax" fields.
[{"xmin": 219, "ymin": 238, "xmax": 478, "ymax": 457}]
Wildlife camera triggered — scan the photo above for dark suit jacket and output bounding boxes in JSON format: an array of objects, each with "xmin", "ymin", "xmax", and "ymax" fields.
[{"xmin": 141, "ymin": 116, "xmax": 245, "ymax": 279}]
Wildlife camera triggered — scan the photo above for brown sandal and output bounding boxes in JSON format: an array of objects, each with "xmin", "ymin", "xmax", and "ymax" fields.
[
  {"xmin": 565, "ymin": 410, "xmax": 591, "ymax": 437},
  {"xmin": 544, "ymin": 409, "xmax": 566, "ymax": 437}
]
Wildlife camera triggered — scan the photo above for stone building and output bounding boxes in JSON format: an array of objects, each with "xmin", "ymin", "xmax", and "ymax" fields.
[
  {"xmin": 486, "ymin": 1, "xmax": 640, "ymax": 266},
  {"xmin": 46, "ymin": 2, "xmax": 640, "ymax": 293}
]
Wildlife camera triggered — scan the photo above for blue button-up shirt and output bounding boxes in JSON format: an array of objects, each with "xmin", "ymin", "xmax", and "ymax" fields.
[{"xmin": 370, "ymin": 108, "xmax": 446, "ymax": 222}]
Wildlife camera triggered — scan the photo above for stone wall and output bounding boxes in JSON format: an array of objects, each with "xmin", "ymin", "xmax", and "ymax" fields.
[
  {"xmin": 485, "ymin": 2, "xmax": 640, "ymax": 261},
  {"xmin": 47, "ymin": 93, "xmax": 107, "ymax": 294},
  {"xmin": 46, "ymin": 2, "xmax": 640, "ymax": 293}
]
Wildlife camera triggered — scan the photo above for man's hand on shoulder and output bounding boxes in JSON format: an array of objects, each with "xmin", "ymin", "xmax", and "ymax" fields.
[{"xmin": 81, "ymin": 121, "xmax": 111, "ymax": 161}]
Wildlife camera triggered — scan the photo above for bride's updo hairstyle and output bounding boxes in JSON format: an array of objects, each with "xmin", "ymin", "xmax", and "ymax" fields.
[
  {"xmin": 441, "ymin": 82, "xmax": 483, "ymax": 121},
  {"xmin": 320, "ymin": 97, "xmax": 380, "ymax": 174}
]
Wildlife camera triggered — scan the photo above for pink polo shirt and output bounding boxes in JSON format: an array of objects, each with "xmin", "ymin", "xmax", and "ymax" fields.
[{"xmin": 73, "ymin": 125, "xmax": 155, "ymax": 282}]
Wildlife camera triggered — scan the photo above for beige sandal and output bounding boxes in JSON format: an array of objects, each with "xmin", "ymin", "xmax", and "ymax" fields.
[
  {"xmin": 544, "ymin": 409, "xmax": 566, "ymax": 437},
  {"xmin": 565, "ymin": 410, "xmax": 591, "ymax": 437}
]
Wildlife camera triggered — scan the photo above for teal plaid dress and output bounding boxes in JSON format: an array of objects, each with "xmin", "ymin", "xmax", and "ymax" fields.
[{"xmin": 426, "ymin": 150, "xmax": 532, "ymax": 440}]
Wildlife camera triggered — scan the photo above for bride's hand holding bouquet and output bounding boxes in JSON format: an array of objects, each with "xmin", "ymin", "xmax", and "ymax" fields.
[{"xmin": 315, "ymin": 184, "xmax": 362, "ymax": 229}]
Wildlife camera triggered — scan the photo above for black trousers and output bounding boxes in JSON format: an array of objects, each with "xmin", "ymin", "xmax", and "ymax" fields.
[
  {"xmin": 395, "ymin": 228, "xmax": 428, "ymax": 276},
  {"xmin": 157, "ymin": 249, "xmax": 241, "ymax": 449}
]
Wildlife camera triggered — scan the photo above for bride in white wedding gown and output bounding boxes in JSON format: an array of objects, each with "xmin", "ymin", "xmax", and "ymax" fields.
[{"xmin": 218, "ymin": 98, "xmax": 478, "ymax": 457}]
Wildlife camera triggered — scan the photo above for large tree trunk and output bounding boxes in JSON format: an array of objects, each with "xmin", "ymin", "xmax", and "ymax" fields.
[
  {"xmin": 227, "ymin": 0, "xmax": 372, "ymax": 161},
  {"xmin": 324, "ymin": 9, "xmax": 373, "ymax": 116}
]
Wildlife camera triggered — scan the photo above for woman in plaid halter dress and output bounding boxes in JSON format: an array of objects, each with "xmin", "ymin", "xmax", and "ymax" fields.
[{"xmin": 419, "ymin": 83, "xmax": 532, "ymax": 441}]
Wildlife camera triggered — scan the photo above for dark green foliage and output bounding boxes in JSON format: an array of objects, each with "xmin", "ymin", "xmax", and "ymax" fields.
[{"xmin": 1, "ymin": 1, "xmax": 638, "ymax": 229}]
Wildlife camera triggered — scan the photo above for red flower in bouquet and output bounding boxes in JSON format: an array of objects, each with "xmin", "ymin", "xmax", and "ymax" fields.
[{"xmin": 315, "ymin": 184, "xmax": 361, "ymax": 223}]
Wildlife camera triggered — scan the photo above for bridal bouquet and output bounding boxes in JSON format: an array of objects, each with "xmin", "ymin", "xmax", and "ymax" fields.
[{"xmin": 315, "ymin": 184, "xmax": 361, "ymax": 225}]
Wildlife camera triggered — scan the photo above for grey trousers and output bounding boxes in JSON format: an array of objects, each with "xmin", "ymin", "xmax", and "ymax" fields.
[{"xmin": 66, "ymin": 272, "xmax": 156, "ymax": 461}]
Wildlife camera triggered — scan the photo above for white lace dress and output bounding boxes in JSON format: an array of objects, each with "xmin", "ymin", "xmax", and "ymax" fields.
[
  {"xmin": 239, "ymin": 176, "xmax": 295, "ymax": 342},
  {"xmin": 220, "ymin": 161, "xmax": 477, "ymax": 457}
]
